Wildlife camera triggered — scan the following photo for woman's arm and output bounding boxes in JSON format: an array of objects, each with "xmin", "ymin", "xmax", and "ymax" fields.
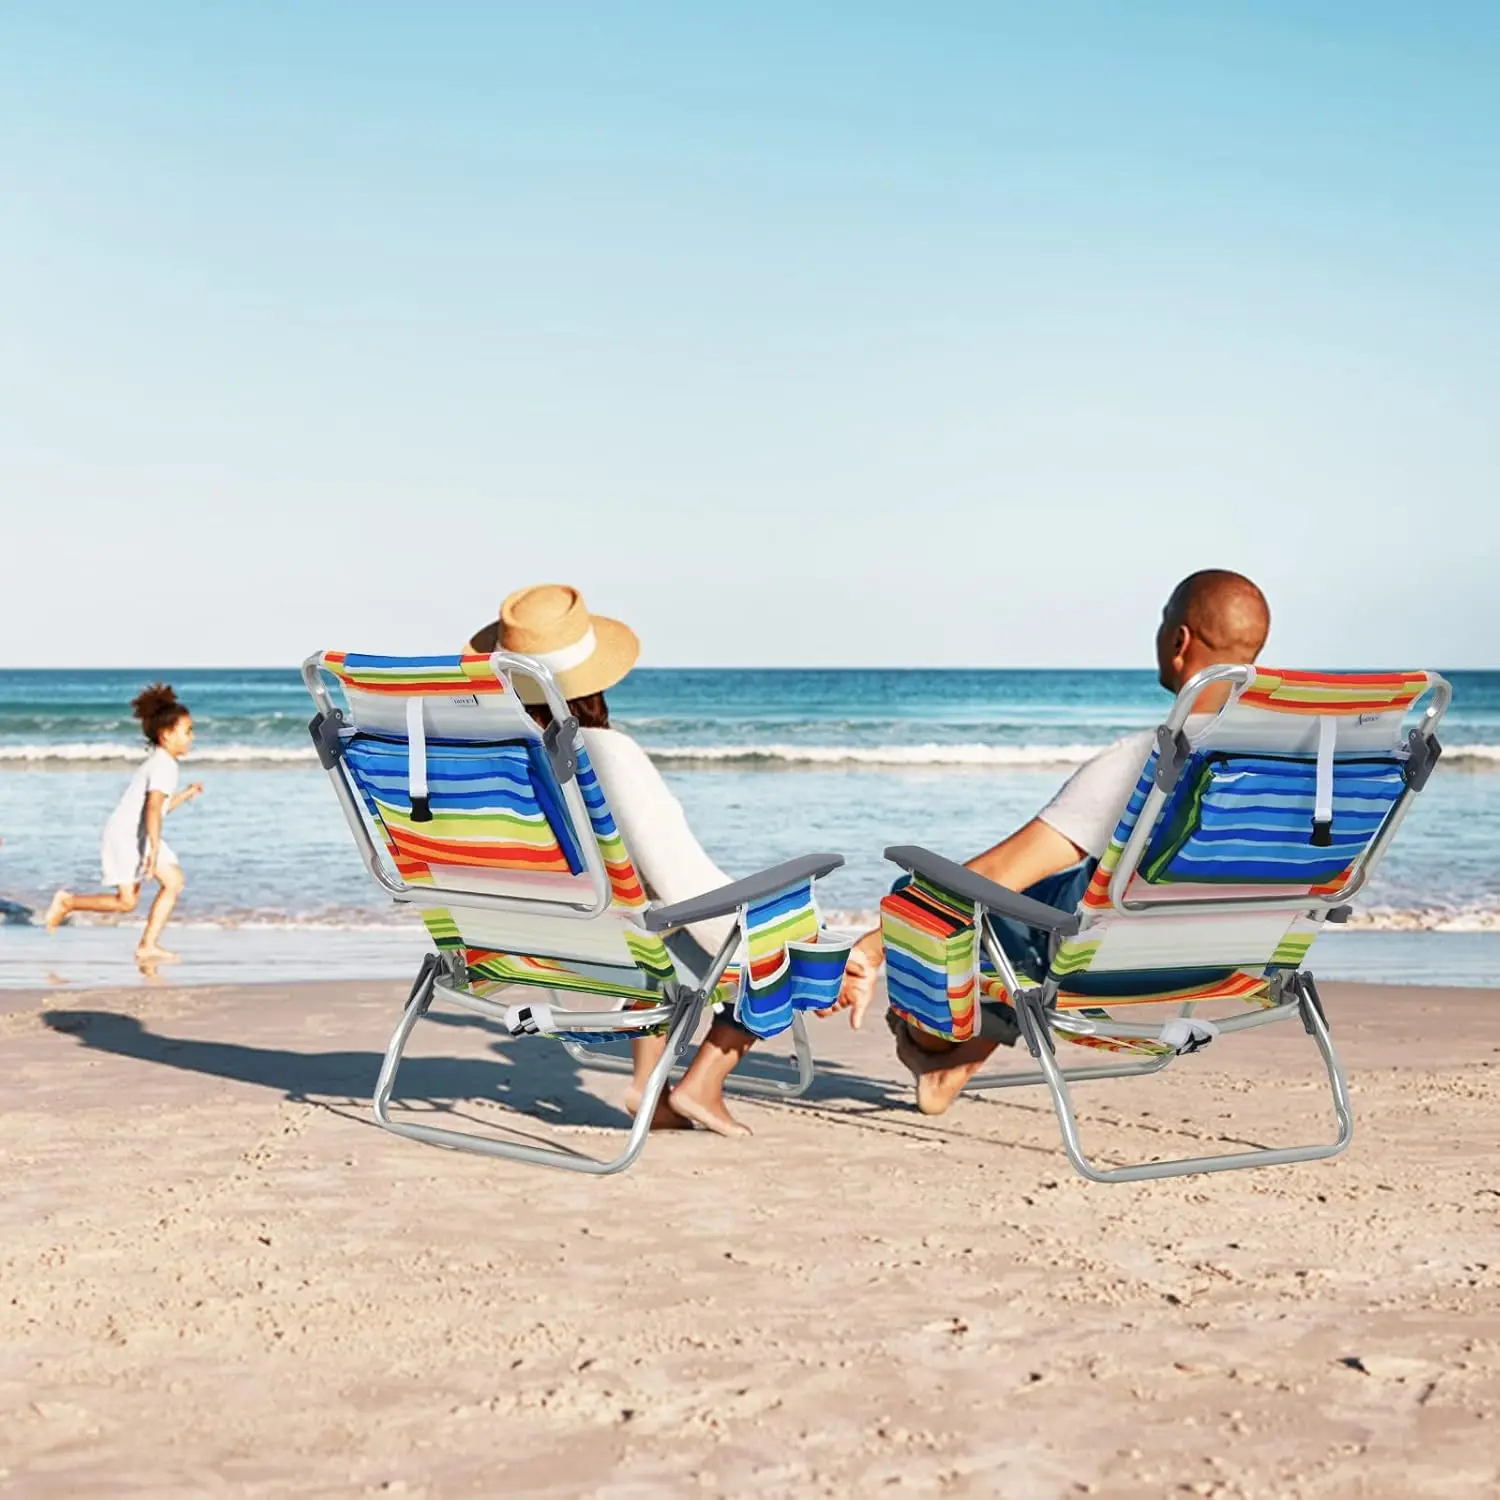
[{"xmin": 584, "ymin": 732, "xmax": 737, "ymax": 952}]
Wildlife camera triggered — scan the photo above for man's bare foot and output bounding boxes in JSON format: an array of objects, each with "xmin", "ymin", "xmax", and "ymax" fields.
[
  {"xmin": 886, "ymin": 1012, "xmax": 997, "ymax": 1116},
  {"xmin": 135, "ymin": 945, "xmax": 179, "ymax": 963},
  {"xmin": 44, "ymin": 891, "xmax": 72, "ymax": 932},
  {"xmin": 668, "ymin": 1085, "xmax": 752, "ymax": 1138},
  {"xmin": 624, "ymin": 1085, "xmax": 693, "ymax": 1130}
]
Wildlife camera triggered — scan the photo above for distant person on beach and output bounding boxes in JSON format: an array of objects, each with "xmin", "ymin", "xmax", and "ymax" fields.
[
  {"xmin": 44, "ymin": 684, "xmax": 204, "ymax": 964},
  {"xmin": 469, "ymin": 584, "xmax": 794, "ymax": 1138},
  {"xmin": 832, "ymin": 569, "xmax": 1272, "ymax": 1112}
]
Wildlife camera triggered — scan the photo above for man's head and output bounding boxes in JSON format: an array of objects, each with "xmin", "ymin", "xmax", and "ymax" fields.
[{"xmin": 1155, "ymin": 570, "xmax": 1270, "ymax": 693}]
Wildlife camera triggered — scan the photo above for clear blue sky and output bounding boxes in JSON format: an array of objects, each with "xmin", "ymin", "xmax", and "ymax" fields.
[{"xmin": 2, "ymin": 3, "xmax": 1496, "ymax": 668}]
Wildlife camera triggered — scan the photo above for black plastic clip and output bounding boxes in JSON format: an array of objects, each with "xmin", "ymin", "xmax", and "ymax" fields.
[
  {"xmin": 1152, "ymin": 725, "xmax": 1192, "ymax": 794},
  {"xmin": 1325, "ymin": 904, "xmax": 1353, "ymax": 924},
  {"xmin": 410, "ymin": 793, "xmax": 432, "ymax": 823},
  {"xmin": 1310, "ymin": 817, "xmax": 1333, "ymax": 847},
  {"xmin": 544, "ymin": 715, "xmax": 581, "ymax": 783},
  {"xmin": 1402, "ymin": 729, "xmax": 1442, "ymax": 792},
  {"xmin": 308, "ymin": 710, "xmax": 347, "ymax": 770},
  {"xmin": 1298, "ymin": 972, "xmax": 1330, "ymax": 1037}
]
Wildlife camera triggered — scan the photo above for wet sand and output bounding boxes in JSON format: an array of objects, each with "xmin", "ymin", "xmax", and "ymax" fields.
[{"xmin": 2, "ymin": 978, "xmax": 1497, "ymax": 1498}]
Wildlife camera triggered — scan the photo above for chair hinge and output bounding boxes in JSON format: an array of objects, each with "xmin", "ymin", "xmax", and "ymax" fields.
[
  {"xmin": 1402, "ymin": 729, "xmax": 1441, "ymax": 791},
  {"xmin": 544, "ymin": 716, "xmax": 581, "ymax": 783},
  {"xmin": 308, "ymin": 709, "xmax": 347, "ymax": 769},
  {"xmin": 1153, "ymin": 725, "xmax": 1192, "ymax": 793}
]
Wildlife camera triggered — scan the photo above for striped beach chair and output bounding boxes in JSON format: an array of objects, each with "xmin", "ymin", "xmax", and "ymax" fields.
[
  {"xmin": 304, "ymin": 650, "xmax": 850, "ymax": 1175},
  {"xmin": 881, "ymin": 665, "xmax": 1451, "ymax": 1182}
]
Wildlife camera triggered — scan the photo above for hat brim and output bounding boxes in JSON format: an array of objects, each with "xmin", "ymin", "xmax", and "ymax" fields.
[{"xmin": 466, "ymin": 614, "xmax": 640, "ymax": 705}]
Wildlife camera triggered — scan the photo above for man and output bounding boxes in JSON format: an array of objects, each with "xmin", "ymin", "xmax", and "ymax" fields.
[{"xmin": 832, "ymin": 569, "xmax": 1272, "ymax": 1113}]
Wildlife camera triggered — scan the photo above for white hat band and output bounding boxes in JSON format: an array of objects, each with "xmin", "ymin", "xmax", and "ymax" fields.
[{"xmin": 527, "ymin": 626, "xmax": 598, "ymax": 676}]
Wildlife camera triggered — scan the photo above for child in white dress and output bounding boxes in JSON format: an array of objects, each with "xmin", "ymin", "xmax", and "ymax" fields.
[{"xmin": 44, "ymin": 684, "xmax": 203, "ymax": 964}]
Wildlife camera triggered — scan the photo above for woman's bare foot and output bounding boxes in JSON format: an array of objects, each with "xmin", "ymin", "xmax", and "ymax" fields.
[
  {"xmin": 624, "ymin": 1085, "xmax": 693, "ymax": 1130},
  {"xmin": 44, "ymin": 891, "xmax": 72, "ymax": 932},
  {"xmin": 668, "ymin": 1083, "xmax": 752, "ymax": 1138},
  {"xmin": 134, "ymin": 944, "xmax": 179, "ymax": 963}
]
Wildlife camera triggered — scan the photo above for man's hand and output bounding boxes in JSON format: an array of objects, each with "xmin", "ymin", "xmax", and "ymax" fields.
[
  {"xmin": 141, "ymin": 846, "xmax": 158, "ymax": 882},
  {"xmin": 818, "ymin": 928, "xmax": 884, "ymax": 1031},
  {"xmin": 182, "ymin": 782, "xmax": 204, "ymax": 803}
]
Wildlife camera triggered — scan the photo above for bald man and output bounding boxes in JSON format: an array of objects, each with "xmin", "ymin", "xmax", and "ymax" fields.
[{"xmin": 832, "ymin": 569, "xmax": 1272, "ymax": 1113}]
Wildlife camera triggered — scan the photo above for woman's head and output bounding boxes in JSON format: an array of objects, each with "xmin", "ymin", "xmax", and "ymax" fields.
[
  {"xmin": 132, "ymin": 683, "xmax": 193, "ymax": 755},
  {"xmin": 526, "ymin": 692, "xmax": 610, "ymax": 732}
]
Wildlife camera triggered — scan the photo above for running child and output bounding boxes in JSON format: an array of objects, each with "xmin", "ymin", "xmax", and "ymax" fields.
[{"xmin": 44, "ymin": 683, "xmax": 204, "ymax": 963}]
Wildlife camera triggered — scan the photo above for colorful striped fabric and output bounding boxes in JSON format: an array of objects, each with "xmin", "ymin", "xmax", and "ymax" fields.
[
  {"xmin": 1236, "ymin": 668, "xmax": 1429, "ymax": 717},
  {"xmin": 423, "ymin": 742, "xmax": 679, "ymax": 1022},
  {"xmin": 342, "ymin": 737, "xmax": 584, "ymax": 886},
  {"xmin": 733, "ymin": 881, "xmax": 852, "ymax": 1040},
  {"xmin": 1140, "ymin": 753, "xmax": 1406, "ymax": 886},
  {"xmin": 881, "ymin": 876, "xmax": 982, "ymax": 1042},
  {"xmin": 324, "ymin": 652, "xmax": 511, "ymax": 696}
]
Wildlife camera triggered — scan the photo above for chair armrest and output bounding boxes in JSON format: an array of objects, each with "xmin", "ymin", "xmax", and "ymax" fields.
[
  {"xmin": 642, "ymin": 853, "xmax": 845, "ymax": 933},
  {"xmin": 884, "ymin": 844, "xmax": 1082, "ymax": 935}
]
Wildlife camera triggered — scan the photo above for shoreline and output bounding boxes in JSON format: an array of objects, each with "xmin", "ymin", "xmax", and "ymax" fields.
[{"xmin": 5, "ymin": 925, "xmax": 1500, "ymax": 993}]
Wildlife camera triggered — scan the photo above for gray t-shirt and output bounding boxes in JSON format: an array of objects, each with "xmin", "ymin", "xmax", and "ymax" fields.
[{"xmin": 1036, "ymin": 717, "xmax": 1208, "ymax": 859}]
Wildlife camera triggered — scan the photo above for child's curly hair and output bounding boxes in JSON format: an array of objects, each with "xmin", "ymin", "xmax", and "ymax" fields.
[{"xmin": 131, "ymin": 683, "xmax": 190, "ymax": 745}]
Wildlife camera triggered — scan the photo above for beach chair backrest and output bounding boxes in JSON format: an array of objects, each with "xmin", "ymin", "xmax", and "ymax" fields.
[
  {"xmin": 310, "ymin": 651, "xmax": 682, "ymax": 1002},
  {"xmin": 1049, "ymin": 667, "xmax": 1448, "ymax": 1009}
]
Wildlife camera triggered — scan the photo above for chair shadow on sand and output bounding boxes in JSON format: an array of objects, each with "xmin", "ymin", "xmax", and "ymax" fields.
[{"xmin": 39, "ymin": 1006, "xmax": 909, "ymax": 1145}]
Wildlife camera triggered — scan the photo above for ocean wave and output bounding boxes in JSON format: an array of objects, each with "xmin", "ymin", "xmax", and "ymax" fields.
[
  {"xmin": 644, "ymin": 742, "xmax": 1109, "ymax": 768},
  {"xmin": 0, "ymin": 742, "xmax": 320, "ymax": 766},
  {"xmin": 1, "ymin": 740, "xmax": 1497, "ymax": 772}
]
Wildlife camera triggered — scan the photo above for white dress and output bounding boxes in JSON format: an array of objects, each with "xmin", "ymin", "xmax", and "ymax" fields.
[{"xmin": 100, "ymin": 746, "xmax": 181, "ymax": 887}]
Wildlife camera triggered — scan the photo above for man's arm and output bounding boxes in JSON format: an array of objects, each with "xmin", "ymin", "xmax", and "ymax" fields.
[{"xmin": 831, "ymin": 817, "xmax": 1086, "ymax": 1030}]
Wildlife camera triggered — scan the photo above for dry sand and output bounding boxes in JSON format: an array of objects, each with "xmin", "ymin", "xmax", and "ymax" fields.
[{"xmin": 2, "ymin": 977, "xmax": 1498, "ymax": 1498}]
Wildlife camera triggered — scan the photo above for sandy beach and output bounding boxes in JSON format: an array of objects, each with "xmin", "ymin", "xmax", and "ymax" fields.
[{"xmin": 1, "ymin": 977, "xmax": 1496, "ymax": 1498}]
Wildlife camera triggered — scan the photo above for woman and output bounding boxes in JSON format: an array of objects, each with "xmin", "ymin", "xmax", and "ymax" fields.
[
  {"xmin": 44, "ymin": 683, "xmax": 204, "ymax": 965},
  {"xmin": 468, "ymin": 583, "xmax": 759, "ymax": 1137}
]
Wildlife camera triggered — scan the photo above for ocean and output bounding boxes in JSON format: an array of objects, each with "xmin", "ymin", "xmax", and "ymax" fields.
[{"xmin": 2, "ymin": 667, "xmax": 1497, "ymax": 986}]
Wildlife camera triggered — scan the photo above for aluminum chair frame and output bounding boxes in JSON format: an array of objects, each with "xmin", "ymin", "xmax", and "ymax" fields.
[
  {"xmin": 889, "ymin": 663, "xmax": 1449, "ymax": 1182},
  {"xmin": 305, "ymin": 648, "xmax": 840, "ymax": 1173}
]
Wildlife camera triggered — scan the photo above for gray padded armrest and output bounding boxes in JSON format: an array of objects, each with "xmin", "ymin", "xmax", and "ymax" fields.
[
  {"xmin": 884, "ymin": 844, "xmax": 1082, "ymax": 936},
  {"xmin": 642, "ymin": 853, "xmax": 845, "ymax": 933}
]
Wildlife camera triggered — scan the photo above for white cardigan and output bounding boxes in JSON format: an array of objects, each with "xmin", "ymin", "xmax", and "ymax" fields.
[{"xmin": 581, "ymin": 727, "xmax": 736, "ymax": 954}]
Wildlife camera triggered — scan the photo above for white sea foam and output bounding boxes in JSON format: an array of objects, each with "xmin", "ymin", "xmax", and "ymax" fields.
[
  {"xmin": 0, "ymin": 743, "xmax": 321, "ymax": 766},
  {"xmin": 645, "ymin": 742, "xmax": 1109, "ymax": 769},
  {"xmin": 2, "ymin": 740, "xmax": 1498, "ymax": 771}
]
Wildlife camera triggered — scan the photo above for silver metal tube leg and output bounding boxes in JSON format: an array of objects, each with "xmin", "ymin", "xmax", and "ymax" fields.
[
  {"xmin": 371, "ymin": 964, "xmax": 707, "ymax": 1175},
  {"xmin": 1017, "ymin": 981, "xmax": 1354, "ymax": 1184}
]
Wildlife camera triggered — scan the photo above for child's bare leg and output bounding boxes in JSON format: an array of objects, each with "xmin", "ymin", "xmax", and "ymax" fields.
[
  {"xmin": 670, "ymin": 1019, "xmax": 757, "ymax": 1137},
  {"xmin": 136, "ymin": 865, "xmax": 184, "ymax": 961},
  {"xmin": 623, "ymin": 1033, "xmax": 691, "ymax": 1129},
  {"xmin": 45, "ymin": 885, "xmax": 139, "ymax": 930}
]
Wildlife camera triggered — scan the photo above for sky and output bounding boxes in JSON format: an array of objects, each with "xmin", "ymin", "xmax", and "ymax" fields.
[{"xmin": 1, "ymin": 3, "xmax": 1496, "ymax": 669}]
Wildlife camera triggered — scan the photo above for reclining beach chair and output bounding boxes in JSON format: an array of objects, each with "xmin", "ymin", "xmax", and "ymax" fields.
[
  {"xmin": 880, "ymin": 666, "xmax": 1450, "ymax": 1183},
  {"xmin": 303, "ymin": 650, "xmax": 852, "ymax": 1175}
]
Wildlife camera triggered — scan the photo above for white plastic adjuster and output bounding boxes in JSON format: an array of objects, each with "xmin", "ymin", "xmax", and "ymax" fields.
[{"xmin": 1157, "ymin": 1017, "xmax": 1219, "ymax": 1055}]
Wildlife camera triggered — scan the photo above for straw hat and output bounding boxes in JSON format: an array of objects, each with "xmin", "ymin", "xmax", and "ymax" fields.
[{"xmin": 467, "ymin": 584, "xmax": 640, "ymax": 704}]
